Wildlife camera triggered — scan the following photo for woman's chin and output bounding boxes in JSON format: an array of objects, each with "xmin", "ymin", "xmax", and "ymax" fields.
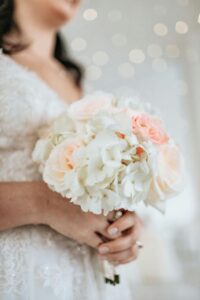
[{"xmin": 50, "ymin": 8, "xmax": 77, "ymax": 27}]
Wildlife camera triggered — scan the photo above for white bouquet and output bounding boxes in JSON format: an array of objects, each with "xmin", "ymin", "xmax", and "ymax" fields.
[{"xmin": 33, "ymin": 92, "xmax": 185, "ymax": 284}]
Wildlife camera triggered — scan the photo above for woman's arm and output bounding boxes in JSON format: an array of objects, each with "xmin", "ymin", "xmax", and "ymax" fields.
[
  {"xmin": 0, "ymin": 182, "xmax": 110, "ymax": 248},
  {"xmin": 0, "ymin": 182, "xmax": 143, "ymax": 265},
  {"xmin": 0, "ymin": 182, "xmax": 49, "ymax": 231}
]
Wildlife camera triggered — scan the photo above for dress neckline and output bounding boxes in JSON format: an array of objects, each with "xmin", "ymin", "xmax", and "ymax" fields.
[{"xmin": 0, "ymin": 51, "xmax": 70, "ymax": 108}]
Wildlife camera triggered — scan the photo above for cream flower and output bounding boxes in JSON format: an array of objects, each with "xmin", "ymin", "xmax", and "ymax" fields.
[
  {"xmin": 43, "ymin": 138, "xmax": 84, "ymax": 194},
  {"xmin": 147, "ymin": 144, "xmax": 185, "ymax": 210},
  {"xmin": 68, "ymin": 92, "xmax": 114, "ymax": 121}
]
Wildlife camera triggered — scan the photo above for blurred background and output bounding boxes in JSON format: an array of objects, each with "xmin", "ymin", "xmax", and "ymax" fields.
[{"xmin": 63, "ymin": 0, "xmax": 200, "ymax": 298}]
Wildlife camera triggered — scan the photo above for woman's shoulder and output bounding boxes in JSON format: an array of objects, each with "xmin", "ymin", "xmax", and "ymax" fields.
[
  {"xmin": 0, "ymin": 50, "xmax": 29, "ymax": 86},
  {"xmin": 0, "ymin": 50, "xmax": 66, "ymax": 125},
  {"xmin": 0, "ymin": 51, "xmax": 43, "ymax": 114},
  {"xmin": 0, "ymin": 50, "xmax": 47, "ymax": 103}
]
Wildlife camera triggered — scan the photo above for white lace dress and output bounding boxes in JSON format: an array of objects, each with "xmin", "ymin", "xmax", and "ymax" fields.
[{"xmin": 0, "ymin": 53, "xmax": 133, "ymax": 300}]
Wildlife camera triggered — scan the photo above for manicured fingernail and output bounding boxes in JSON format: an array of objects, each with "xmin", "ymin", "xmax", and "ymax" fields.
[
  {"xmin": 98, "ymin": 247, "xmax": 109, "ymax": 254},
  {"xmin": 108, "ymin": 227, "xmax": 119, "ymax": 236}
]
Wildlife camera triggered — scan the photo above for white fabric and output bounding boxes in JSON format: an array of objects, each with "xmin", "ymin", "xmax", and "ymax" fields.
[{"xmin": 0, "ymin": 53, "xmax": 133, "ymax": 300}]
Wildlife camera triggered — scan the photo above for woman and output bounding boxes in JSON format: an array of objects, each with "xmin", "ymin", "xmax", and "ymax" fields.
[{"xmin": 0, "ymin": 0, "xmax": 143, "ymax": 299}]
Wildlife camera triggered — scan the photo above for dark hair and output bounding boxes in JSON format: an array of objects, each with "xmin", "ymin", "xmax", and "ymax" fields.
[{"xmin": 0, "ymin": 0, "xmax": 84, "ymax": 88}]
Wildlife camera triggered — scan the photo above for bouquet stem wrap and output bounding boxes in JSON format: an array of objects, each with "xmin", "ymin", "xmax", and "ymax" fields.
[{"xmin": 102, "ymin": 211, "xmax": 123, "ymax": 285}]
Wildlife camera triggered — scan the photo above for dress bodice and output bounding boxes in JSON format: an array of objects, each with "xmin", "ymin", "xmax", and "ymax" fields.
[{"xmin": 0, "ymin": 52, "xmax": 67, "ymax": 181}]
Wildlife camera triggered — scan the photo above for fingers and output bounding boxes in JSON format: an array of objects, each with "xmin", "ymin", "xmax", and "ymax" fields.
[
  {"xmin": 89, "ymin": 233, "xmax": 104, "ymax": 249},
  {"xmin": 99, "ymin": 244, "xmax": 139, "ymax": 265},
  {"xmin": 95, "ymin": 213, "xmax": 121, "ymax": 241},
  {"xmin": 107, "ymin": 211, "xmax": 136, "ymax": 237},
  {"xmin": 107, "ymin": 211, "xmax": 116, "ymax": 223},
  {"xmin": 99, "ymin": 227, "xmax": 121, "ymax": 241},
  {"xmin": 98, "ymin": 228, "xmax": 136, "ymax": 254},
  {"xmin": 98, "ymin": 220, "xmax": 142, "ymax": 265}
]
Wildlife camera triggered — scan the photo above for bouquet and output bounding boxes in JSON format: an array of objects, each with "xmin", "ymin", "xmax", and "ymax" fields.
[{"xmin": 33, "ymin": 92, "xmax": 185, "ymax": 284}]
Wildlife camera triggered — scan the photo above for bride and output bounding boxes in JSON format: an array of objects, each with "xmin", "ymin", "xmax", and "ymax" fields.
[{"xmin": 0, "ymin": 0, "xmax": 143, "ymax": 299}]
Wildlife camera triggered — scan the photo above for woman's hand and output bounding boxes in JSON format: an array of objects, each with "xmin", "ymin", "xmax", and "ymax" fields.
[
  {"xmin": 98, "ymin": 211, "xmax": 143, "ymax": 265},
  {"xmin": 45, "ymin": 191, "xmax": 143, "ymax": 263},
  {"xmin": 44, "ymin": 190, "xmax": 114, "ymax": 249}
]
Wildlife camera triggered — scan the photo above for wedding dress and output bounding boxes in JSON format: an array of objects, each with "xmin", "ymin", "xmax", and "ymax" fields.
[{"xmin": 0, "ymin": 52, "xmax": 133, "ymax": 300}]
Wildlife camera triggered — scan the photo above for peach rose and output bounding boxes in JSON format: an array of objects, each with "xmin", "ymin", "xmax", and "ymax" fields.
[
  {"xmin": 43, "ymin": 138, "xmax": 82, "ymax": 189},
  {"xmin": 148, "ymin": 144, "xmax": 185, "ymax": 208},
  {"xmin": 68, "ymin": 93, "xmax": 113, "ymax": 121},
  {"xmin": 157, "ymin": 144, "xmax": 184, "ymax": 191},
  {"xmin": 131, "ymin": 114, "xmax": 169, "ymax": 145}
]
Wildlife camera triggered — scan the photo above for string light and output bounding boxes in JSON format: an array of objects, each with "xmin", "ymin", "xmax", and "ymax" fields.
[
  {"xmin": 153, "ymin": 23, "xmax": 168, "ymax": 36},
  {"xmin": 129, "ymin": 49, "xmax": 145, "ymax": 64},
  {"xmin": 83, "ymin": 9, "xmax": 98, "ymax": 21},
  {"xmin": 175, "ymin": 21, "xmax": 189, "ymax": 34}
]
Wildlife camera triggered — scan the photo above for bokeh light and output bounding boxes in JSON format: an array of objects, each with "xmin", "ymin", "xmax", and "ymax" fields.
[
  {"xmin": 153, "ymin": 23, "xmax": 168, "ymax": 36},
  {"xmin": 83, "ymin": 9, "xmax": 98, "ymax": 21},
  {"xmin": 175, "ymin": 21, "xmax": 189, "ymax": 34},
  {"xmin": 129, "ymin": 49, "xmax": 146, "ymax": 64}
]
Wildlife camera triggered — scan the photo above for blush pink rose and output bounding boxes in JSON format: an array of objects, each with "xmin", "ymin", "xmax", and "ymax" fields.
[{"xmin": 131, "ymin": 114, "xmax": 169, "ymax": 145}]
